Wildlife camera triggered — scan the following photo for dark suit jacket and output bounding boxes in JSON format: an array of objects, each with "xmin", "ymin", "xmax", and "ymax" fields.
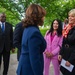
[
  {"xmin": 13, "ymin": 22, "xmax": 24, "ymax": 49},
  {"xmin": 17, "ymin": 26, "xmax": 46, "ymax": 75},
  {"xmin": 0, "ymin": 22, "xmax": 13, "ymax": 53},
  {"xmin": 13, "ymin": 22, "xmax": 24, "ymax": 60}
]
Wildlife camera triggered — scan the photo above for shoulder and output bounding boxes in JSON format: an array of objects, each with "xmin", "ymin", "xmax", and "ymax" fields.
[
  {"xmin": 70, "ymin": 26, "xmax": 75, "ymax": 32},
  {"xmin": 46, "ymin": 30, "xmax": 50, "ymax": 34},
  {"xmin": 24, "ymin": 26, "xmax": 41, "ymax": 38},
  {"xmin": 27, "ymin": 26, "xmax": 39, "ymax": 33},
  {"xmin": 59, "ymin": 35, "xmax": 63, "ymax": 39},
  {"xmin": 45, "ymin": 30, "xmax": 50, "ymax": 37},
  {"xmin": 16, "ymin": 22, "xmax": 23, "ymax": 27},
  {"xmin": 15, "ymin": 22, "xmax": 23, "ymax": 30},
  {"xmin": 73, "ymin": 26, "xmax": 75, "ymax": 30},
  {"xmin": 5, "ymin": 22, "xmax": 11, "ymax": 25},
  {"xmin": 31, "ymin": 27, "xmax": 40, "ymax": 36},
  {"xmin": 5, "ymin": 22, "xmax": 13, "ymax": 27}
]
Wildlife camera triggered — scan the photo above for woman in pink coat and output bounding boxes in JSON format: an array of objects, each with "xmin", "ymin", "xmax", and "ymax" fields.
[{"xmin": 43, "ymin": 19, "xmax": 63, "ymax": 75}]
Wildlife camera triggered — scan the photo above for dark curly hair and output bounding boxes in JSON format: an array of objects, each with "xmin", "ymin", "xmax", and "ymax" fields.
[{"xmin": 22, "ymin": 4, "xmax": 46, "ymax": 27}]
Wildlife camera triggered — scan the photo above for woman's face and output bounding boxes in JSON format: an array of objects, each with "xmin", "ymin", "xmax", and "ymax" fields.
[
  {"xmin": 53, "ymin": 20, "xmax": 59, "ymax": 30},
  {"xmin": 68, "ymin": 13, "xmax": 75, "ymax": 24}
]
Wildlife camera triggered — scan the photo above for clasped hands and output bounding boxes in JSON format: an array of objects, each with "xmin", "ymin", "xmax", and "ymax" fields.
[
  {"xmin": 44, "ymin": 51, "xmax": 53, "ymax": 58},
  {"xmin": 58, "ymin": 55, "xmax": 71, "ymax": 67}
]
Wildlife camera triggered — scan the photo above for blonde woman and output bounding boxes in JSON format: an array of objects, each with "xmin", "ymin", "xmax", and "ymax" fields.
[{"xmin": 58, "ymin": 9, "xmax": 75, "ymax": 75}]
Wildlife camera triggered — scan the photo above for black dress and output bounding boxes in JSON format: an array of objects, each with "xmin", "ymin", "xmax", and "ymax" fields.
[{"xmin": 60, "ymin": 26, "xmax": 75, "ymax": 75}]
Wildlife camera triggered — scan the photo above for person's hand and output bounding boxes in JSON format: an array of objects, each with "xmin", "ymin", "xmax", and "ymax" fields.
[
  {"xmin": 65, "ymin": 61, "xmax": 71, "ymax": 67},
  {"xmin": 58, "ymin": 55, "xmax": 62, "ymax": 61},
  {"xmin": 12, "ymin": 48, "xmax": 15, "ymax": 53},
  {"xmin": 45, "ymin": 51, "xmax": 53, "ymax": 58},
  {"xmin": 49, "ymin": 53, "xmax": 53, "ymax": 58},
  {"xmin": 45, "ymin": 51, "xmax": 50, "ymax": 58}
]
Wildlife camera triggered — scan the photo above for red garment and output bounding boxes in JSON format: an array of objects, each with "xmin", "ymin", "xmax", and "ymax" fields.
[
  {"xmin": 64, "ymin": 24, "xmax": 66, "ymax": 28},
  {"xmin": 62, "ymin": 24, "xmax": 73, "ymax": 38}
]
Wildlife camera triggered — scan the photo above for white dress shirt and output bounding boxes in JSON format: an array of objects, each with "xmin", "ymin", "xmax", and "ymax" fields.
[{"xmin": 0, "ymin": 21, "xmax": 5, "ymax": 30}]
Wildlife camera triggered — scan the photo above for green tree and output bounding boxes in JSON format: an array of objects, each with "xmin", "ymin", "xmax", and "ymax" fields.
[{"xmin": 0, "ymin": 0, "xmax": 75, "ymax": 26}]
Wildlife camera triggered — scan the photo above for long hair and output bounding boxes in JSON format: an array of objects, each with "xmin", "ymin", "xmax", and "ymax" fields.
[
  {"xmin": 23, "ymin": 4, "xmax": 46, "ymax": 27},
  {"xmin": 47, "ymin": 19, "xmax": 62, "ymax": 36}
]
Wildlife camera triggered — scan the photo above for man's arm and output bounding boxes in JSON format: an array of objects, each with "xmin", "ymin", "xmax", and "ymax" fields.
[{"xmin": 13, "ymin": 22, "xmax": 24, "ymax": 49}]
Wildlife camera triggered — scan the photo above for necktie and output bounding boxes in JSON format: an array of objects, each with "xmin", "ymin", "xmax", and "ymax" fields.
[{"xmin": 2, "ymin": 23, "xmax": 5, "ymax": 32}]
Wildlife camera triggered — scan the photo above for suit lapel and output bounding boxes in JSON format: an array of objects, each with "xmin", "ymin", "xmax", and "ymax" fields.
[
  {"xmin": 48, "ymin": 33, "xmax": 51, "ymax": 45},
  {"xmin": 0, "ymin": 25, "xmax": 2, "ymax": 31},
  {"xmin": 5, "ymin": 22, "xmax": 8, "ymax": 32},
  {"xmin": 0, "ymin": 24, "xmax": 3, "ymax": 32},
  {"xmin": 52, "ymin": 35, "xmax": 58, "ymax": 44}
]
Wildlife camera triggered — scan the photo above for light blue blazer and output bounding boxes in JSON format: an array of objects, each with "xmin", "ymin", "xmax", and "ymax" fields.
[{"xmin": 17, "ymin": 25, "xmax": 46, "ymax": 75}]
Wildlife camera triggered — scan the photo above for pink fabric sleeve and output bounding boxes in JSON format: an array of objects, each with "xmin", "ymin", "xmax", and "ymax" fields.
[{"xmin": 43, "ymin": 30, "xmax": 49, "ymax": 53}]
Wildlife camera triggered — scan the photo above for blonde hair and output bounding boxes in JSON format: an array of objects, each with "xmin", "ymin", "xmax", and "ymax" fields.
[{"xmin": 68, "ymin": 9, "xmax": 75, "ymax": 16}]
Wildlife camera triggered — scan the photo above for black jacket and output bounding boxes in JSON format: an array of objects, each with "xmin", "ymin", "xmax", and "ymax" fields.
[
  {"xmin": 13, "ymin": 22, "xmax": 24, "ymax": 61},
  {"xmin": 0, "ymin": 22, "xmax": 13, "ymax": 53},
  {"xmin": 13, "ymin": 22, "xmax": 24, "ymax": 50},
  {"xmin": 60, "ymin": 26, "xmax": 75, "ymax": 75}
]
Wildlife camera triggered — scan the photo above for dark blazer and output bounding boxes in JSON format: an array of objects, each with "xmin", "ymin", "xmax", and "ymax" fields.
[
  {"xmin": 13, "ymin": 22, "xmax": 24, "ymax": 60},
  {"xmin": 60, "ymin": 26, "xmax": 75, "ymax": 75},
  {"xmin": 0, "ymin": 22, "xmax": 13, "ymax": 53},
  {"xmin": 17, "ymin": 26, "xmax": 46, "ymax": 75}
]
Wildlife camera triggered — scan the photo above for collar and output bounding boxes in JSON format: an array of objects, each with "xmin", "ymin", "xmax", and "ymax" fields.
[
  {"xmin": 0, "ymin": 21, "xmax": 5, "ymax": 25},
  {"xmin": 0, "ymin": 21, "xmax": 5, "ymax": 28},
  {"xmin": 0, "ymin": 21, "xmax": 2, "ymax": 25}
]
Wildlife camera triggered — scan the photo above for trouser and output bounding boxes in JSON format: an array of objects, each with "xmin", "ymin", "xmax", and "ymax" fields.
[
  {"xmin": 43, "ymin": 55, "xmax": 60, "ymax": 75},
  {"xmin": 0, "ymin": 48, "xmax": 10, "ymax": 75},
  {"xmin": 17, "ymin": 48, "xmax": 21, "ymax": 61}
]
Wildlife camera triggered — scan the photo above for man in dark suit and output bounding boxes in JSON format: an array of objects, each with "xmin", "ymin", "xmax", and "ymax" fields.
[
  {"xmin": 13, "ymin": 22, "xmax": 24, "ymax": 61},
  {"xmin": 0, "ymin": 13, "xmax": 14, "ymax": 75}
]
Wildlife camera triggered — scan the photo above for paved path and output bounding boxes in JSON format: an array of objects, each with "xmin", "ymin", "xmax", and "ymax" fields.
[
  {"xmin": 8, "ymin": 54, "xmax": 18, "ymax": 75},
  {"xmin": 0, "ymin": 54, "xmax": 18, "ymax": 75},
  {"xmin": 0, "ymin": 54, "xmax": 62, "ymax": 75}
]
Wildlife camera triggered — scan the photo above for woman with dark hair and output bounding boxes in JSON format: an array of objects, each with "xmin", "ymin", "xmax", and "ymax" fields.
[
  {"xmin": 17, "ymin": 4, "xmax": 46, "ymax": 75},
  {"xmin": 43, "ymin": 19, "xmax": 63, "ymax": 75},
  {"xmin": 58, "ymin": 9, "xmax": 75, "ymax": 75}
]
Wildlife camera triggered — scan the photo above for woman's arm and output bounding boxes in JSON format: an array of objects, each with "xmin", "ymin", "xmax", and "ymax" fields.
[
  {"xmin": 52, "ymin": 36, "xmax": 63, "ymax": 56},
  {"xmin": 28, "ymin": 31, "xmax": 46, "ymax": 75}
]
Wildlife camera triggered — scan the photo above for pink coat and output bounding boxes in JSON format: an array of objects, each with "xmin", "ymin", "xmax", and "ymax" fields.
[{"xmin": 44, "ymin": 31, "xmax": 63, "ymax": 59}]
